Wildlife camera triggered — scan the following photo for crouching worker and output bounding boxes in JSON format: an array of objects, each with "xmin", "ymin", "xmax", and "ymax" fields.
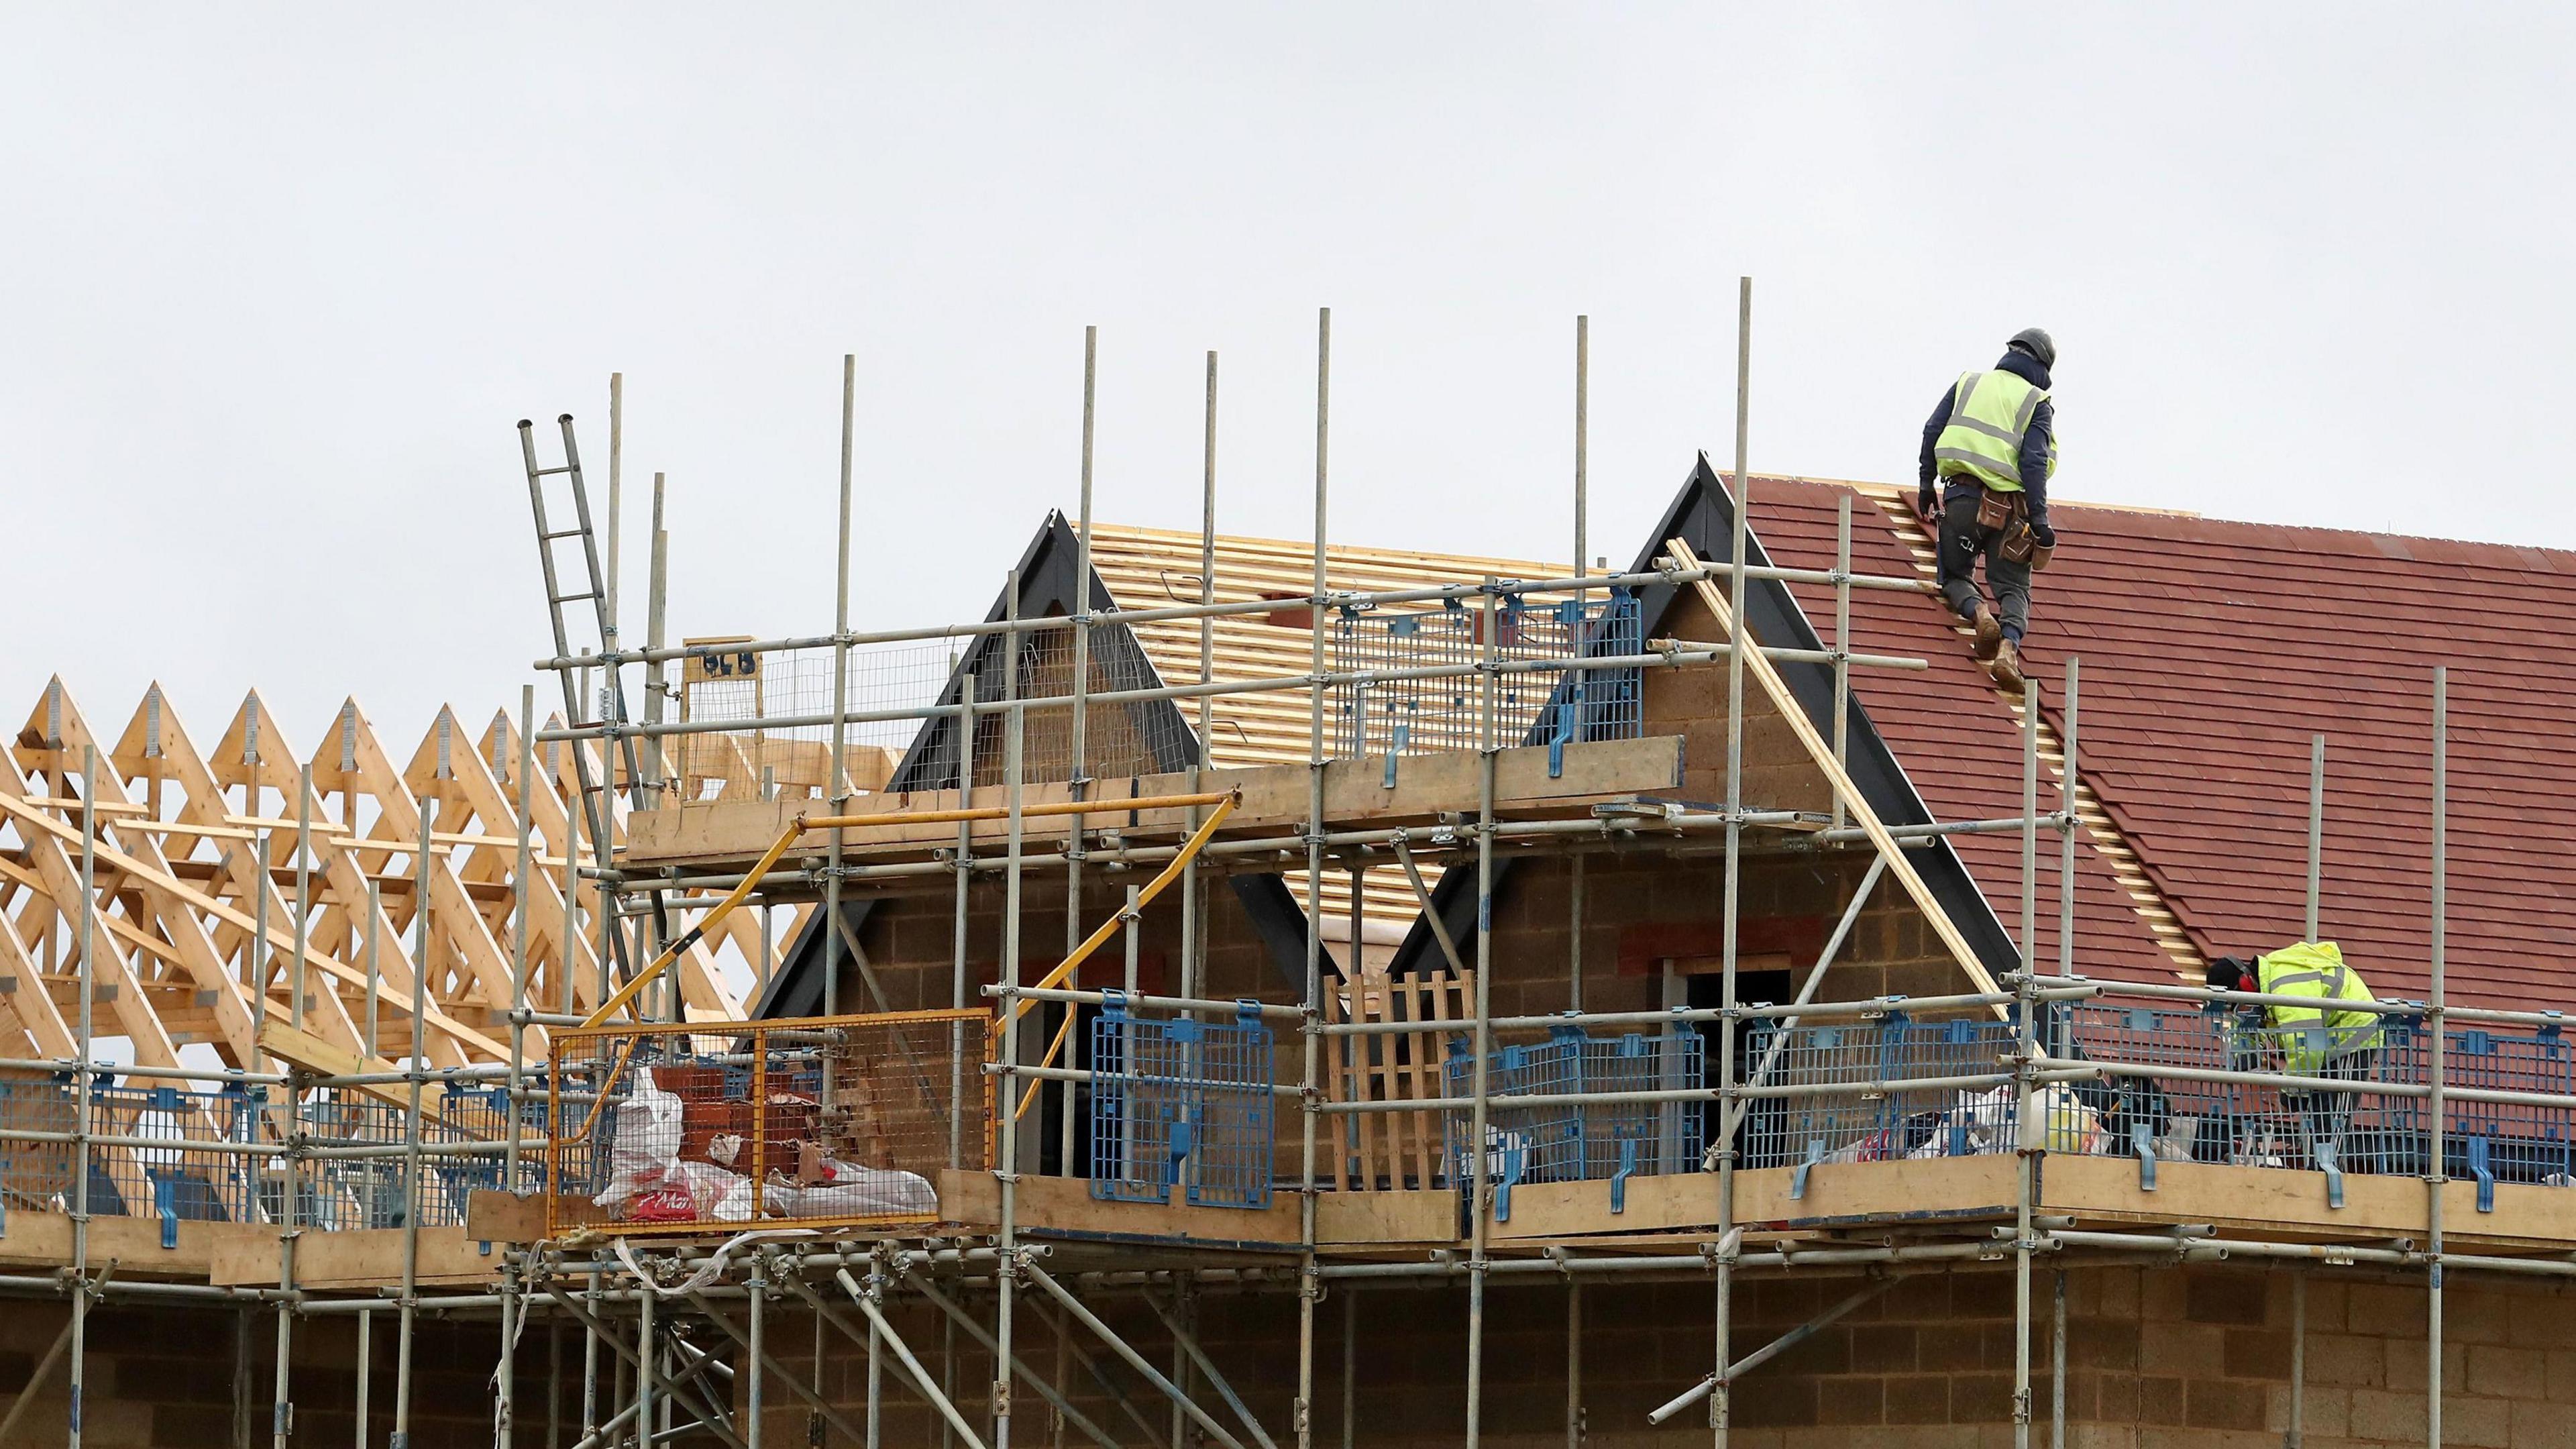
[
  {"xmin": 2206, "ymin": 943, "xmax": 2385, "ymax": 1173},
  {"xmin": 1917, "ymin": 327, "xmax": 2060, "ymax": 693}
]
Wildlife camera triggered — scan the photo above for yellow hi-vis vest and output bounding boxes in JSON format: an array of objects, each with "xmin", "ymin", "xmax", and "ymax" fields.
[
  {"xmin": 2255, "ymin": 941, "xmax": 2381, "ymax": 1074},
  {"xmin": 1935, "ymin": 370, "xmax": 2059, "ymax": 492}
]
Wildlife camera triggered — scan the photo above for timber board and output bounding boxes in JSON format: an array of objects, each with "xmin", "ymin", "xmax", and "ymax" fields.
[
  {"xmin": 1317, "ymin": 1188, "xmax": 1457, "ymax": 1246},
  {"xmin": 2041, "ymin": 1154, "xmax": 2576, "ymax": 1252},
  {"xmin": 207, "ymin": 1224, "xmax": 500, "ymax": 1289},
  {"xmin": 1467, "ymin": 1156, "xmax": 2576, "ymax": 1256},
  {"xmin": 626, "ymin": 737, "xmax": 1690, "ymax": 868},
  {"xmin": 0, "ymin": 1211, "xmax": 263, "ymax": 1279},
  {"xmin": 1481, "ymin": 1159, "xmax": 2023, "ymax": 1238},
  {"xmin": 937, "ymin": 1170, "xmax": 1303, "ymax": 1250}
]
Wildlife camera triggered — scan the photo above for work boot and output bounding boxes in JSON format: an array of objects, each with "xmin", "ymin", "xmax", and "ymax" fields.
[
  {"xmin": 1971, "ymin": 604, "xmax": 2003, "ymax": 660},
  {"xmin": 1990, "ymin": 638, "xmax": 2027, "ymax": 694}
]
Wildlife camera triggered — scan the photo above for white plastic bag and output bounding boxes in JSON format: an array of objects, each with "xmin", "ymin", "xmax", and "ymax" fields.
[
  {"xmin": 1904, "ymin": 1085, "xmax": 2100, "ymax": 1158},
  {"xmin": 592, "ymin": 1079, "xmax": 687, "ymax": 1213},
  {"xmin": 761, "ymin": 1157, "xmax": 938, "ymax": 1219},
  {"xmin": 669, "ymin": 1161, "xmax": 756, "ymax": 1223}
]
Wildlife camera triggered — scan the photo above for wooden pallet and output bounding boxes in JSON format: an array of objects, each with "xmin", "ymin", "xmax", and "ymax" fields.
[{"xmin": 1324, "ymin": 966, "xmax": 1473, "ymax": 1191}]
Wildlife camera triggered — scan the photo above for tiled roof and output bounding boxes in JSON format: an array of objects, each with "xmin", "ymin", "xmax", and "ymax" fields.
[{"xmin": 1749, "ymin": 476, "xmax": 2576, "ymax": 1014}]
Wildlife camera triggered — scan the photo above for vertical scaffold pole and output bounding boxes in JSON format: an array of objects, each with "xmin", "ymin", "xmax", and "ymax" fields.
[
  {"xmin": 1831, "ymin": 493, "xmax": 1851, "ymax": 831},
  {"xmin": 2014, "ymin": 673, "xmax": 2040, "ymax": 1449},
  {"xmin": 954, "ymin": 674, "xmax": 978, "ymax": 1167},
  {"xmin": 275, "ymin": 763, "xmax": 315, "ymax": 1449},
  {"xmin": 828, "ymin": 353, "xmax": 857, "ymax": 1018},
  {"xmin": 2049, "ymin": 1270, "xmax": 2065, "ymax": 1449},
  {"xmin": 1570, "ymin": 313, "xmax": 1589, "ymax": 1017},
  {"xmin": 645, "ymin": 470, "xmax": 671, "ymax": 808},
  {"xmin": 2306, "ymin": 733, "xmax": 2326, "ymax": 943},
  {"xmin": 996, "ymin": 568, "xmax": 1027, "ymax": 1449},
  {"xmin": 2059, "ymin": 660, "xmax": 2079, "ymax": 983},
  {"xmin": 1187, "ymin": 350, "xmax": 1218, "ymax": 1002},
  {"xmin": 511, "ymin": 685, "xmax": 536, "ymax": 1175},
  {"xmin": 1340, "ymin": 1287, "xmax": 1356, "ymax": 1449},
  {"xmin": 607, "ymin": 372, "xmax": 624, "ymax": 712},
  {"xmin": 642, "ymin": 475, "xmax": 674, "ymax": 1003},
  {"xmin": 1465, "ymin": 578, "xmax": 1499, "ymax": 1449},
  {"xmin": 2426, "ymin": 667, "xmax": 2448, "ymax": 1449},
  {"xmin": 561, "ymin": 730, "xmax": 589, "ymax": 1016},
  {"xmin": 392, "ymin": 808, "xmax": 431, "ymax": 1449},
  {"xmin": 1065, "ymin": 325, "xmax": 1097, "ymax": 1171},
  {"xmin": 947, "ymin": 663, "xmax": 977, "ymax": 1447},
  {"xmin": 1713, "ymin": 276, "xmax": 1752, "ymax": 1448},
  {"xmin": 356, "ymin": 1311, "xmax": 372, "ymax": 1449},
  {"xmin": 747, "ymin": 1260, "xmax": 766, "ymax": 1449},
  {"xmin": 500, "ymin": 686, "xmax": 536, "ymax": 1449},
  {"xmin": 1574, "ymin": 313, "xmax": 1589, "ymax": 600},
  {"xmin": 68, "ymin": 744, "xmax": 97, "ymax": 1449},
  {"xmin": 1565, "ymin": 1279, "xmax": 1582, "ymax": 1449},
  {"xmin": 1297, "ymin": 305, "xmax": 1331, "ymax": 1449},
  {"xmin": 636, "ymin": 1282, "xmax": 655, "ymax": 1449}
]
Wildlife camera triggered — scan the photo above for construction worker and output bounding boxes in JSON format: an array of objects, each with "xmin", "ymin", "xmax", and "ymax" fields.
[
  {"xmin": 1915, "ymin": 327, "xmax": 2059, "ymax": 692},
  {"xmin": 2206, "ymin": 944, "xmax": 2385, "ymax": 1171}
]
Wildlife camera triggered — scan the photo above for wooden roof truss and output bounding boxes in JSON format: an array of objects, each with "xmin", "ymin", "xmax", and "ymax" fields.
[{"xmin": 0, "ymin": 680, "xmax": 775, "ymax": 1075}]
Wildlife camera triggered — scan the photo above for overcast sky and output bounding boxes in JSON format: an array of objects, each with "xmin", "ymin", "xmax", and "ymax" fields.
[{"xmin": 6, "ymin": 5, "xmax": 2571, "ymax": 749}]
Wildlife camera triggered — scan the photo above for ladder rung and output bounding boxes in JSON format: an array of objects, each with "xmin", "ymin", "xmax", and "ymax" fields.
[
  {"xmin": 540, "ymin": 528, "xmax": 588, "ymax": 541},
  {"xmin": 532, "ymin": 466, "xmax": 576, "ymax": 477},
  {"xmin": 549, "ymin": 591, "xmax": 600, "ymax": 606}
]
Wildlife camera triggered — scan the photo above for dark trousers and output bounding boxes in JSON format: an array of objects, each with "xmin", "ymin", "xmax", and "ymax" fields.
[
  {"xmin": 1936, "ymin": 482, "xmax": 2032, "ymax": 637},
  {"xmin": 2292, "ymin": 1049, "xmax": 2375, "ymax": 1171}
]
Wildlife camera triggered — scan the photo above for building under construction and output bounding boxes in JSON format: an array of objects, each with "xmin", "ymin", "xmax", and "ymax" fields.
[{"xmin": 4, "ymin": 309, "xmax": 2574, "ymax": 1449}]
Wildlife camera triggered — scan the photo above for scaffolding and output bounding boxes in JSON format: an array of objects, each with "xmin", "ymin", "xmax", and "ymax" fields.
[{"xmin": 0, "ymin": 305, "xmax": 2549, "ymax": 1449}]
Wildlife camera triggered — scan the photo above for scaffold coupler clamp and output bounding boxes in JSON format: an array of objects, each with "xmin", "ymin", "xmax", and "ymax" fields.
[{"xmin": 1701, "ymin": 1226, "xmax": 1741, "ymax": 1271}]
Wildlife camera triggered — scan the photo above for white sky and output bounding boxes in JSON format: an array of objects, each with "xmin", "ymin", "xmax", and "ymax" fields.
[{"xmin": 6, "ymin": 5, "xmax": 2572, "ymax": 745}]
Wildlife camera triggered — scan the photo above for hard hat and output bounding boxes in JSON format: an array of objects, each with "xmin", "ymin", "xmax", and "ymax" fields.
[{"xmin": 2007, "ymin": 327, "xmax": 2056, "ymax": 370}]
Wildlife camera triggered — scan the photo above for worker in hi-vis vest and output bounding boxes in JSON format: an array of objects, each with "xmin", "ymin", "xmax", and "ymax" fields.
[
  {"xmin": 2206, "ymin": 943, "xmax": 2385, "ymax": 1170},
  {"xmin": 1915, "ymin": 327, "xmax": 2059, "ymax": 693}
]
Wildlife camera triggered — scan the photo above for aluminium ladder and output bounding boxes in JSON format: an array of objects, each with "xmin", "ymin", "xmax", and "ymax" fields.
[{"xmin": 517, "ymin": 414, "xmax": 671, "ymax": 978}]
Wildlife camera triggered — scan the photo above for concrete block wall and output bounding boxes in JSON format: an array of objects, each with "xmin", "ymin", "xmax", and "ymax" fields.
[
  {"xmin": 820, "ymin": 870, "xmax": 1289, "ymax": 1020},
  {"xmin": 1477, "ymin": 849, "xmax": 1971, "ymax": 1022},
  {"xmin": 831, "ymin": 840, "xmax": 1964, "ymax": 1025},
  {"xmin": 0, "ymin": 1302, "xmax": 508, "ymax": 1449},
  {"xmin": 763, "ymin": 1265, "xmax": 2576, "ymax": 1448}
]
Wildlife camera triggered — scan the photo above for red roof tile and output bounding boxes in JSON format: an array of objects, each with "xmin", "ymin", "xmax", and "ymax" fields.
[{"xmin": 1747, "ymin": 478, "xmax": 2576, "ymax": 1014}]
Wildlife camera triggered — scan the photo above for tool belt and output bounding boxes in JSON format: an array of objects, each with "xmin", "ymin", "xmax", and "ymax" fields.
[{"xmin": 1976, "ymin": 486, "xmax": 2054, "ymax": 572}]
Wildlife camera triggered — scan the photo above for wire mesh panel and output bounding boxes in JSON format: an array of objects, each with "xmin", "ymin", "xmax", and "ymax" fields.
[
  {"xmin": 2053, "ymin": 1004, "xmax": 2251, "ymax": 1164},
  {"xmin": 672, "ymin": 624, "xmax": 1201, "ymax": 801},
  {"xmin": 1442, "ymin": 1021, "xmax": 1703, "ymax": 1213},
  {"xmin": 548, "ymin": 1010, "xmax": 996, "ymax": 1237},
  {"xmin": 0, "ymin": 1069, "xmax": 80, "ymax": 1216},
  {"xmin": 2437, "ymin": 1027, "xmax": 2573, "ymax": 1187},
  {"xmin": 1090, "ymin": 994, "xmax": 1277, "ymax": 1210},
  {"xmin": 670, "ymin": 639, "xmax": 961, "ymax": 803},
  {"xmin": 0, "ymin": 1075, "xmax": 271, "ymax": 1228},
  {"xmin": 1332, "ymin": 589, "xmax": 1644, "ymax": 759},
  {"xmin": 1738, "ymin": 1012, "xmax": 2027, "ymax": 1169},
  {"xmin": 2060, "ymin": 1002, "xmax": 2422, "ymax": 1175},
  {"xmin": 299, "ymin": 1085, "xmax": 545, "ymax": 1230}
]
